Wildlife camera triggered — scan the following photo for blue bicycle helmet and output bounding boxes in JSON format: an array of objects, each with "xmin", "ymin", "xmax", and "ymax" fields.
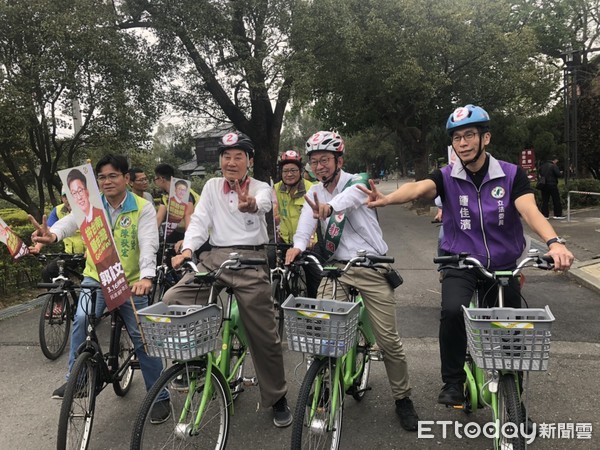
[{"xmin": 446, "ymin": 105, "xmax": 490, "ymax": 135}]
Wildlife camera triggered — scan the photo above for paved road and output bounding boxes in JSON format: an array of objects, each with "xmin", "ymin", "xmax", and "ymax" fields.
[{"xmin": 1, "ymin": 180, "xmax": 598, "ymax": 449}]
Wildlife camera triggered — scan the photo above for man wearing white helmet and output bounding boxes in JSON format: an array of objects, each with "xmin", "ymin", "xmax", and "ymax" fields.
[
  {"xmin": 285, "ymin": 130, "xmax": 420, "ymax": 431},
  {"xmin": 165, "ymin": 131, "xmax": 293, "ymax": 428},
  {"xmin": 358, "ymin": 105, "xmax": 574, "ymax": 412}
]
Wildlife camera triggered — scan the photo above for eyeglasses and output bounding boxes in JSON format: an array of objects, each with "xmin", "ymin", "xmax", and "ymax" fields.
[
  {"xmin": 97, "ymin": 173, "xmax": 123, "ymax": 182},
  {"xmin": 134, "ymin": 177, "xmax": 149, "ymax": 183},
  {"xmin": 452, "ymin": 131, "xmax": 479, "ymax": 144},
  {"xmin": 282, "ymin": 168, "xmax": 300, "ymax": 175},
  {"xmin": 309, "ymin": 156, "xmax": 334, "ymax": 167},
  {"xmin": 71, "ymin": 188, "xmax": 87, "ymax": 198}
]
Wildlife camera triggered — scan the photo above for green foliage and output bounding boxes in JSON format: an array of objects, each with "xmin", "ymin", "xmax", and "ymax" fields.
[
  {"xmin": 292, "ymin": 0, "xmax": 559, "ymax": 179},
  {"xmin": 0, "ymin": 208, "xmax": 30, "ymax": 226},
  {"xmin": 563, "ymin": 178, "xmax": 600, "ymax": 207},
  {"xmin": 0, "ymin": 0, "xmax": 161, "ymax": 220}
]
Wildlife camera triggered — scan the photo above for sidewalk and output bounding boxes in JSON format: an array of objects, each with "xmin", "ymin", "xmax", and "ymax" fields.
[{"xmin": 524, "ymin": 206, "xmax": 600, "ymax": 295}]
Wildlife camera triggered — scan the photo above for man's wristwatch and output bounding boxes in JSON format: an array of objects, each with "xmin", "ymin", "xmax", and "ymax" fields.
[
  {"xmin": 546, "ymin": 237, "xmax": 566, "ymax": 248},
  {"xmin": 142, "ymin": 276, "xmax": 155, "ymax": 282}
]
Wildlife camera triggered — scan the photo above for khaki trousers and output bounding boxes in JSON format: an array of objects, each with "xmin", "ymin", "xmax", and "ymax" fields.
[
  {"xmin": 162, "ymin": 247, "xmax": 287, "ymax": 407},
  {"xmin": 319, "ymin": 264, "xmax": 412, "ymax": 400}
]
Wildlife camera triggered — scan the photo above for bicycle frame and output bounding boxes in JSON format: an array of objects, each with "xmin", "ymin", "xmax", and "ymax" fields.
[
  {"xmin": 306, "ymin": 273, "xmax": 378, "ymax": 431},
  {"xmin": 175, "ymin": 256, "xmax": 263, "ymax": 433}
]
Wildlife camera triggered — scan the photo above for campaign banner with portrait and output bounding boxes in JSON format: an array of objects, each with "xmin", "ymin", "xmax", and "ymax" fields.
[
  {"xmin": 165, "ymin": 177, "xmax": 191, "ymax": 238},
  {"xmin": 59, "ymin": 164, "xmax": 131, "ymax": 311},
  {"xmin": 0, "ymin": 217, "xmax": 29, "ymax": 260}
]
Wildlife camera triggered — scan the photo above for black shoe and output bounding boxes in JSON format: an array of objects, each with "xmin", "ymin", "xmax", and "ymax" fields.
[
  {"xmin": 150, "ymin": 399, "xmax": 171, "ymax": 424},
  {"xmin": 52, "ymin": 382, "xmax": 67, "ymax": 400},
  {"xmin": 395, "ymin": 397, "xmax": 419, "ymax": 431},
  {"xmin": 52, "ymin": 381, "xmax": 88, "ymax": 399},
  {"xmin": 272, "ymin": 396, "xmax": 293, "ymax": 428},
  {"xmin": 438, "ymin": 383, "xmax": 464, "ymax": 406}
]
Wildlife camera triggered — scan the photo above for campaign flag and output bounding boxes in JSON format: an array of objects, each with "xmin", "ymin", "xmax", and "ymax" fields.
[
  {"xmin": 165, "ymin": 177, "xmax": 191, "ymax": 238},
  {"xmin": 59, "ymin": 164, "xmax": 131, "ymax": 311},
  {"xmin": 0, "ymin": 217, "xmax": 29, "ymax": 260}
]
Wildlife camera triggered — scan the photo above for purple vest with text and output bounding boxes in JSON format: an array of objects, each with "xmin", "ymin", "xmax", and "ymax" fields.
[{"xmin": 440, "ymin": 157, "xmax": 526, "ymax": 270}]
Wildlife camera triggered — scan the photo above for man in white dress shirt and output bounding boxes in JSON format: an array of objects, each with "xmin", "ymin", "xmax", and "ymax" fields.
[
  {"xmin": 165, "ymin": 131, "xmax": 292, "ymax": 428},
  {"xmin": 285, "ymin": 131, "xmax": 420, "ymax": 431}
]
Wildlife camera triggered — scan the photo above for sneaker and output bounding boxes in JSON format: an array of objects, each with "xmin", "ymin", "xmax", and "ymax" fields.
[
  {"xmin": 52, "ymin": 382, "xmax": 67, "ymax": 399},
  {"xmin": 150, "ymin": 399, "xmax": 171, "ymax": 424},
  {"xmin": 437, "ymin": 383, "xmax": 464, "ymax": 406},
  {"xmin": 170, "ymin": 375, "xmax": 189, "ymax": 391},
  {"xmin": 395, "ymin": 397, "xmax": 419, "ymax": 431},
  {"xmin": 543, "ymin": 216, "xmax": 550, "ymax": 219},
  {"xmin": 272, "ymin": 396, "xmax": 293, "ymax": 428},
  {"xmin": 553, "ymin": 216, "xmax": 566, "ymax": 220}
]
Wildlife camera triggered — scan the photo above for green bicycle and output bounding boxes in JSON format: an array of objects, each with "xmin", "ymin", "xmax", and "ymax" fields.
[
  {"xmin": 130, "ymin": 253, "xmax": 265, "ymax": 450},
  {"xmin": 284, "ymin": 250, "xmax": 390, "ymax": 450},
  {"xmin": 434, "ymin": 250, "xmax": 555, "ymax": 450}
]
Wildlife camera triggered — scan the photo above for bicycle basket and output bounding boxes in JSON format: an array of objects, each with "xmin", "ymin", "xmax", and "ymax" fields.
[
  {"xmin": 463, "ymin": 306, "xmax": 555, "ymax": 371},
  {"xmin": 138, "ymin": 303, "xmax": 222, "ymax": 361},
  {"xmin": 282, "ymin": 295, "xmax": 359, "ymax": 357}
]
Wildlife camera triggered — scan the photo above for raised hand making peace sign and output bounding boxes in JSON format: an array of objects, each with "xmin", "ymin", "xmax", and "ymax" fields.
[
  {"xmin": 235, "ymin": 179, "xmax": 258, "ymax": 213},
  {"xmin": 29, "ymin": 215, "xmax": 57, "ymax": 245},
  {"xmin": 304, "ymin": 192, "xmax": 333, "ymax": 220}
]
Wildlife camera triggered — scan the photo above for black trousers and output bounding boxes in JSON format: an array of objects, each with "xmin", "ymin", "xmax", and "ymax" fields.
[
  {"xmin": 541, "ymin": 185, "xmax": 562, "ymax": 217},
  {"xmin": 439, "ymin": 268, "xmax": 522, "ymax": 384}
]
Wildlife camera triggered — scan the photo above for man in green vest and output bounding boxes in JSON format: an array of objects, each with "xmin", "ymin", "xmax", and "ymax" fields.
[
  {"xmin": 154, "ymin": 163, "xmax": 199, "ymax": 243},
  {"xmin": 273, "ymin": 150, "xmax": 321, "ymax": 297},
  {"xmin": 31, "ymin": 154, "xmax": 170, "ymax": 424}
]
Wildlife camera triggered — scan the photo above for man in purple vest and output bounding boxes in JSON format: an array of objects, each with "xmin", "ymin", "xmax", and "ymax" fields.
[{"xmin": 358, "ymin": 104, "xmax": 574, "ymax": 407}]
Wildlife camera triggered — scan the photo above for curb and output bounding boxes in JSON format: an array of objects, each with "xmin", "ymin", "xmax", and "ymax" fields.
[{"xmin": 568, "ymin": 259, "xmax": 600, "ymax": 296}]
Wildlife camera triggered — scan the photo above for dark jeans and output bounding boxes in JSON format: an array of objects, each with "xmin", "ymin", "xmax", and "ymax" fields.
[
  {"xmin": 540, "ymin": 185, "xmax": 562, "ymax": 217},
  {"xmin": 439, "ymin": 268, "xmax": 521, "ymax": 385}
]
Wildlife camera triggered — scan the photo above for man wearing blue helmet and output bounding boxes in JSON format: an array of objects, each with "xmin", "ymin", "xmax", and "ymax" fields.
[{"xmin": 357, "ymin": 105, "xmax": 574, "ymax": 408}]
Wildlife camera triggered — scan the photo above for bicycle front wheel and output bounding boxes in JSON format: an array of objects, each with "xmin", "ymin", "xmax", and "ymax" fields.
[
  {"xmin": 227, "ymin": 331, "xmax": 247, "ymax": 400},
  {"xmin": 496, "ymin": 374, "xmax": 525, "ymax": 450},
  {"xmin": 291, "ymin": 357, "xmax": 343, "ymax": 450},
  {"xmin": 57, "ymin": 352, "xmax": 98, "ymax": 450},
  {"xmin": 271, "ymin": 281, "xmax": 285, "ymax": 338},
  {"xmin": 39, "ymin": 292, "xmax": 71, "ymax": 360},
  {"xmin": 112, "ymin": 323, "xmax": 135, "ymax": 396},
  {"xmin": 131, "ymin": 361, "xmax": 230, "ymax": 450},
  {"xmin": 347, "ymin": 329, "xmax": 371, "ymax": 401}
]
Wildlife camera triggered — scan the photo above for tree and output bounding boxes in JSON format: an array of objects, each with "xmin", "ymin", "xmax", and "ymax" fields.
[
  {"xmin": 117, "ymin": 0, "xmax": 301, "ymax": 181},
  {"xmin": 292, "ymin": 0, "xmax": 558, "ymax": 180},
  {"xmin": 0, "ymin": 0, "xmax": 159, "ymax": 219},
  {"xmin": 521, "ymin": 0, "xmax": 600, "ymax": 177}
]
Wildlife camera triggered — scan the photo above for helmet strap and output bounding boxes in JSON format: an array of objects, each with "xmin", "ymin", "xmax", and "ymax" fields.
[{"xmin": 322, "ymin": 166, "xmax": 340, "ymax": 188}]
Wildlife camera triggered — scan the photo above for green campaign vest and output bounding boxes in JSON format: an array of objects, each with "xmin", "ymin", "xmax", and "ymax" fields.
[{"xmin": 83, "ymin": 192, "xmax": 145, "ymax": 285}]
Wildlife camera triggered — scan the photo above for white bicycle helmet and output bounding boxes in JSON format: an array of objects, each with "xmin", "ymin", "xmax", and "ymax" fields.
[{"xmin": 305, "ymin": 131, "xmax": 345, "ymax": 156}]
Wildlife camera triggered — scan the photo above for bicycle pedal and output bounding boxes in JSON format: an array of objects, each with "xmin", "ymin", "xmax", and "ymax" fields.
[
  {"xmin": 242, "ymin": 376, "xmax": 258, "ymax": 387},
  {"xmin": 130, "ymin": 360, "xmax": 141, "ymax": 370},
  {"xmin": 368, "ymin": 350, "xmax": 384, "ymax": 361}
]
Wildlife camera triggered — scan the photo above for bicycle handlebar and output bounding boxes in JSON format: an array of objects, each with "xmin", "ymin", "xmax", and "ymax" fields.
[
  {"xmin": 323, "ymin": 250, "xmax": 394, "ymax": 278},
  {"xmin": 183, "ymin": 253, "xmax": 267, "ymax": 284},
  {"xmin": 35, "ymin": 253, "xmax": 85, "ymax": 262},
  {"xmin": 433, "ymin": 250, "xmax": 554, "ymax": 279}
]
